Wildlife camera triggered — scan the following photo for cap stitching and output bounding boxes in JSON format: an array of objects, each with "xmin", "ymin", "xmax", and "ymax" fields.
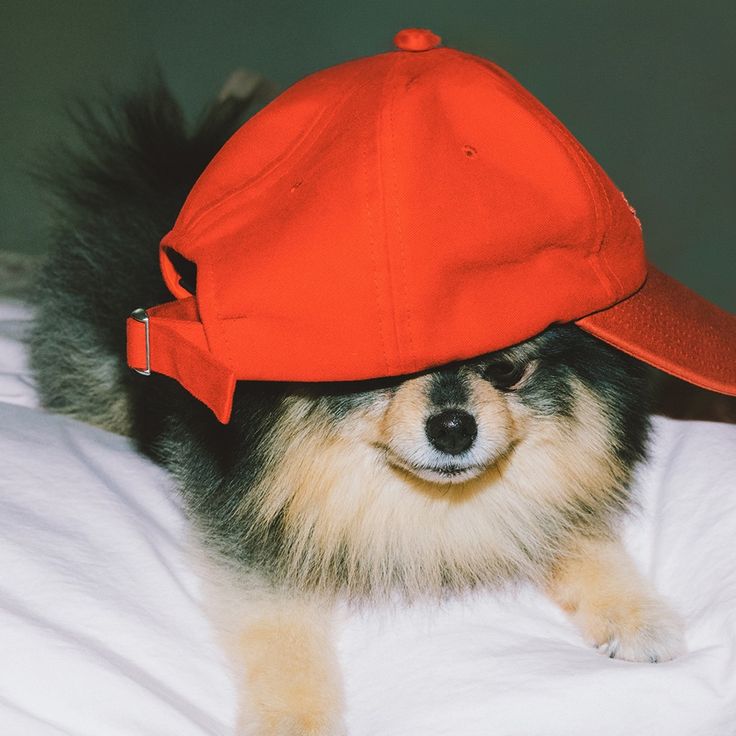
[
  {"xmin": 387, "ymin": 53, "xmax": 418, "ymax": 370},
  {"xmin": 203, "ymin": 255, "xmax": 236, "ymax": 371},
  {"xmin": 373, "ymin": 53, "xmax": 405, "ymax": 370},
  {"xmin": 586, "ymin": 252, "xmax": 621, "ymax": 305},
  {"xmin": 576, "ymin": 270, "xmax": 733, "ymax": 376},
  {"xmin": 578, "ymin": 325, "xmax": 731, "ymax": 388},
  {"xmin": 578, "ymin": 161, "xmax": 624, "ymax": 297},
  {"xmin": 581, "ymin": 317, "xmax": 730, "ymax": 374},
  {"xmin": 481, "ymin": 54, "xmax": 622, "ymax": 302},
  {"xmin": 362, "ymin": 90, "xmax": 391, "ymax": 375},
  {"xmin": 493, "ymin": 69, "xmax": 624, "ymax": 299}
]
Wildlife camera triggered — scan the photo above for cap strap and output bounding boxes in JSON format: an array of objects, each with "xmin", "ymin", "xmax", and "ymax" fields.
[{"xmin": 126, "ymin": 299, "xmax": 236, "ymax": 423}]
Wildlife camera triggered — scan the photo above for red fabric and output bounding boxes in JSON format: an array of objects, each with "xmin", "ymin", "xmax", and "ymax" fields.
[
  {"xmin": 576, "ymin": 266, "xmax": 736, "ymax": 395},
  {"xmin": 126, "ymin": 28, "xmax": 736, "ymax": 423},
  {"xmin": 393, "ymin": 28, "xmax": 441, "ymax": 51},
  {"xmin": 127, "ymin": 299, "xmax": 235, "ymax": 423}
]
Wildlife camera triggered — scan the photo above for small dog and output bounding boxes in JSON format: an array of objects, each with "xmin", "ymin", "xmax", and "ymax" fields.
[{"xmin": 30, "ymin": 79, "xmax": 684, "ymax": 735}]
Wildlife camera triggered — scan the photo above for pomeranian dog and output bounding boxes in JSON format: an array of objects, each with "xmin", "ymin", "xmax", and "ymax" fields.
[{"xmin": 30, "ymin": 77, "xmax": 684, "ymax": 735}]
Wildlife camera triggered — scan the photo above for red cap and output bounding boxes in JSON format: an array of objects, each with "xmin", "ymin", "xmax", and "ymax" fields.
[{"xmin": 127, "ymin": 28, "xmax": 736, "ymax": 422}]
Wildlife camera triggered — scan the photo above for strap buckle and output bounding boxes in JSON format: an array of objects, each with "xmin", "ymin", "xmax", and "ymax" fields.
[{"xmin": 130, "ymin": 308, "xmax": 151, "ymax": 376}]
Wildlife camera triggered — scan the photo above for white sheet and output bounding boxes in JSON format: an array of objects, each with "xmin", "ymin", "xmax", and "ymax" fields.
[{"xmin": 1, "ymin": 300, "xmax": 735, "ymax": 735}]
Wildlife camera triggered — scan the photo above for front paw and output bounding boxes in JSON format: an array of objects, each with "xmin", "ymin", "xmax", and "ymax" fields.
[
  {"xmin": 575, "ymin": 595, "xmax": 685, "ymax": 663},
  {"xmin": 237, "ymin": 710, "xmax": 346, "ymax": 736}
]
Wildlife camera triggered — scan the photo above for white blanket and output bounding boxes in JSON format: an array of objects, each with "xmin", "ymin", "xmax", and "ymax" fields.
[{"xmin": 1, "ymin": 300, "xmax": 735, "ymax": 735}]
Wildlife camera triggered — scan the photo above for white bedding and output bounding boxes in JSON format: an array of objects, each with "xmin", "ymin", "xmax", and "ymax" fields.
[{"xmin": 1, "ymin": 300, "xmax": 735, "ymax": 735}]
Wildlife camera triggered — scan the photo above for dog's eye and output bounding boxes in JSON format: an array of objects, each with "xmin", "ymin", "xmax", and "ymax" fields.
[{"xmin": 482, "ymin": 358, "xmax": 526, "ymax": 389}]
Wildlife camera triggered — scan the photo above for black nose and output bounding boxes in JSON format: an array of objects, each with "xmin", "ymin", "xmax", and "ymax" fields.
[{"xmin": 425, "ymin": 409, "xmax": 477, "ymax": 455}]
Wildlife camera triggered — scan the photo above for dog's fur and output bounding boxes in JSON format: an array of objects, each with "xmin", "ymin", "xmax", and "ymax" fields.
[{"xmin": 30, "ymin": 80, "xmax": 684, "ymax": 735}]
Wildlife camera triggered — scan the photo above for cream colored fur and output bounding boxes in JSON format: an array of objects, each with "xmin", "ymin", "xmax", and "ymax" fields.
[
  {"xmin": 240, "ymin": 377, "xmax": 627, "ymax": 597},
  {"xmin": 212, "ymin": 375, "xmax": 682, "ymax": 734},
  {"xmin": 545, "ymin": 535, "xmax": 685, "ymax": 661},
  {"xmin": 197, "ymin": 556, "xmax": 345, "ymax": 736}
]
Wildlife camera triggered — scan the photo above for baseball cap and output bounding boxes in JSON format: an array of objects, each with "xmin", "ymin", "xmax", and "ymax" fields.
[{"xmin": 127, "ymin": 28, "xmax": 736, "ymax": 423}]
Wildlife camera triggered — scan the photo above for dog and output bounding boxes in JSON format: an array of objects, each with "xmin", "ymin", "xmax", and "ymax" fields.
[{"xmin": 30, "ymin": 77, "xmax": 684, "ymax": 735}]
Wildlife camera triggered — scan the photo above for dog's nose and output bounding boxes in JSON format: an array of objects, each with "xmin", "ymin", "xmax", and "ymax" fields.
[{"xmin": 425, "ymin": 409, "xmax": 477, "ymax": 455}]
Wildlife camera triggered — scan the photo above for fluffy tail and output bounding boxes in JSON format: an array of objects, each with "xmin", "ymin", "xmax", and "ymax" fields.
[{"xmin": 30, "ymin": 70, "xmax": 270, "ymax": 434}]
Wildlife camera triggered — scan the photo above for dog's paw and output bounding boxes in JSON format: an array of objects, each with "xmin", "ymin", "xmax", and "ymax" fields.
[
  {"xmin": 238, "ymin": 719, "xmax": 346, "ymax": 736},
  {"xmin": 576, "ymin": 595, "xmax": 686, "ymax": 663},
  {"xmin": 237, "ymin": 708, "xmax": 346, "ymax": 736}
]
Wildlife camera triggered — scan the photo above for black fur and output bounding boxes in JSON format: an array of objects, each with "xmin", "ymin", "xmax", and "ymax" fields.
[{"xmin": 428, "ymin": 368, "xmax": 471, "ymax": 408}]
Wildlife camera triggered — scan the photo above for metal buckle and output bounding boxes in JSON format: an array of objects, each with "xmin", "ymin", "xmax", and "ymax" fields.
[{"xmin": 130, "ymin": 308, "xmax": 151, "ymax": 376}]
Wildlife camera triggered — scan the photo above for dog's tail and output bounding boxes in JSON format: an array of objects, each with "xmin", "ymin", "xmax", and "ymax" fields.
[{"xmin": 29, "ymin": 70, "xmax": 271, "ymax": 434}]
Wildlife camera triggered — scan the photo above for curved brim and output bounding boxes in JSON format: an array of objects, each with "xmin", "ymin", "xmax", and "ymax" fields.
[{"xmin": 575, "ymin": 264, "xmax": 736, "ymax": 396}]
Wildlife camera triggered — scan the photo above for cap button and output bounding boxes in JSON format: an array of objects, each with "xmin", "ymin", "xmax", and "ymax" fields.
[{"xmin": 393, "ymin": 28, "xmax": 442, "ymax": 52}]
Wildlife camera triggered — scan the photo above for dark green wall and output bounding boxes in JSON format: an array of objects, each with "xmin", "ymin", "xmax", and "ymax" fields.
[{"xmin": 2, "ymin": 0, "xmax": 734, "ymax": 309}]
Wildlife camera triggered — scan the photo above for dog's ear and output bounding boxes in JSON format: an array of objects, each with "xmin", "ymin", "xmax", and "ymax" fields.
[{"xmin": 163, "ymin": 246, "xmax": 197, "ymax": 296}]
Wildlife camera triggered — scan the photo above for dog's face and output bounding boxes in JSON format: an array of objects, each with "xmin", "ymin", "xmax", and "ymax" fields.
[
  {"xmin": 183, "ymin": 324, "xmax": 650, "ymax": 598},
  {"xmin": 302, "ymin": 358, "xmax": 529, "ymax": 493},
  {"xmin": 325, "ymin": 340, "xmax": 546, "ymax": 487},
  {"xmin": 299, "ymin": 324, "xmax": 634, "ymax": 487}
]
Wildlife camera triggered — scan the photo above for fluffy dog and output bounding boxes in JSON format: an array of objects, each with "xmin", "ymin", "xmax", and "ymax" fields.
[{"xmin": 30, "ymin": 80, "xmax": 684, "ymax": 735}]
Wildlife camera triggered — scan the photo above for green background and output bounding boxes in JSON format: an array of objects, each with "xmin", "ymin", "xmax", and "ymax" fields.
[{"xmin": 2, "ymin": 0, "xmax": 734, "ymax": 309}]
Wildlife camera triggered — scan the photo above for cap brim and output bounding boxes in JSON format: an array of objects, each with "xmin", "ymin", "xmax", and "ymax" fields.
[{"xmin": 575, "ymin": 263, "xmax": 736, "ymax": 396}]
